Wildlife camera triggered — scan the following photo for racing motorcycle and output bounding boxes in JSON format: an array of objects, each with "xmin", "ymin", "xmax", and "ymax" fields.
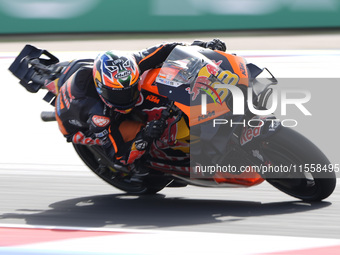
[{"xmin": 9, "ymin": 44, "xmax": 336, "ymax": 201}]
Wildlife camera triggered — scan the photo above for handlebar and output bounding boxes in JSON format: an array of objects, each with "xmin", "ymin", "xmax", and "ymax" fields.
[{"xmin": 41, "ymin": 111, "xmax": 56, "ymax": 122}]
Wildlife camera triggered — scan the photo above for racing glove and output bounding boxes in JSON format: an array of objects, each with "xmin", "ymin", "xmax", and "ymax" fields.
[
  {"xmin": 71, "ymin": 131, "xmax": 102, "ymax": 146},
  {"xmin": 192, "ymin": 39, "xmax": 227, "ymax": 52},
  {"xmin": 134, "ymin": 120, "xmax": 165, "ymax": 151}
]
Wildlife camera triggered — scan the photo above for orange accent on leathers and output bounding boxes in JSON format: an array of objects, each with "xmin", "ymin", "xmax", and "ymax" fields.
[
  {"xmin": 55, "ymin": 108, "xmax": 68, "ymax": 135},
  {"xmin": 118, "ymin": 120, "xmax": 144, "ymax": 143},
  {"xmin": 108, "ymin": 126, "xmax": 118, "ymax": 153},
  {"xmin": 138, "ymin": 45, "xmax": 165, "ymax": 66}
]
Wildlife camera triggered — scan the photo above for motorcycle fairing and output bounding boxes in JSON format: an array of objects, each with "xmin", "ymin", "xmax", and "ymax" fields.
[
  {"xmin": 237, "ymin": 116, "xmax": 282, "ymax": 174},
  {"xmin": 240, "ymin": 115, "xmax": 282, "ymax": 149},
  {"xmin": 141, "ymin": 46, "xmax": 251, "ymax": 126},
  {"xmin": 132, "ymin": 88, "xmax": 191, "ymax": 171}
]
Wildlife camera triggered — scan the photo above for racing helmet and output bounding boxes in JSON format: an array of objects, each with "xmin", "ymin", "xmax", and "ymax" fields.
[{"xmin": 93, "ymin": 50, "xmax": 141, "ymax": 110}]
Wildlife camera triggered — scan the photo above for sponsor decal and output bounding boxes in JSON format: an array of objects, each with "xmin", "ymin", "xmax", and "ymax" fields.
[
  {"xmin": 72, "ymin": 131, "xmax": 102, "ymax": 146},
  {"xmin": 45, "ymin": 79, "xmax": 59, "ymax": 94},
  {"xmin": 187, "ymin": 61, "xmax": 240, "ymax": 115},
  {"xmin": 186, "ymin": 62, "xmax": 224, "ymax": 103},
  {"xmin": 94, "ymin": 129, "xmax": 109, "ymax": 138},
  {"xmin": 198, "ymin": 110, "xmax": 215, "ymax": 122},
  {"xmin": 92, "ymin": 115, "xmax": 110, "ymax": 127},
  {"xmin": 114, "ymin": 70, "xmax": 131, "ymax": 80},
  {"xmin": 146, "ymin": 94, "xmax": 160, "ymax": 104},
  {"xmin": 156, "ymin": 77, "xmax": 183, "ymax": 87},
  {"xmin": 240, "ymin": 126, "xmax": 262, "ymax": 146},
  {"xmin": 61, "ymin": 86, "xmax": 70, "ymax": 109},
  {"xmin": 206, "ymin": 61, "xmax": 221, "ymax": 75},
  {"xmin": 239, "ymin": 62, "xmax": 247, "ymax": 76}
]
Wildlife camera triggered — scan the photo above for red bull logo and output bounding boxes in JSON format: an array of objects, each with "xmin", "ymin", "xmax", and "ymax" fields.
[{"xmin": 186, "ymin": 62, "xmax": 223, "ymax": 105}]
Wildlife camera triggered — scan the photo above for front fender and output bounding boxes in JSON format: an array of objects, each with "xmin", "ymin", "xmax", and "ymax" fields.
[{"xmin": 240, "ymin": 115, "xmax": 281, "ymax": 147}]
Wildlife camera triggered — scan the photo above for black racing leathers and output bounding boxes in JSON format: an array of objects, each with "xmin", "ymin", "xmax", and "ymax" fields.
[{"xmin": 55, "ymin": 42, "xmax": 199, "ymax": 164}]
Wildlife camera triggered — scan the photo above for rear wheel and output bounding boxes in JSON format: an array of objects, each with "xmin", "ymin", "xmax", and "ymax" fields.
[
  {"xmin": 73, "ymin": 144, "xmax": 167, "ymax": 195},
  {"xmin": 261, "ymin": 127, "xmax": 336, "ymax": 201}
]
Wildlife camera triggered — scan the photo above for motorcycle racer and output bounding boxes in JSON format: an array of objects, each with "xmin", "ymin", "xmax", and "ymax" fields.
[
  {"xmin": 9, "ymin": 41, "xmax": 336, "ymax": 201},
  {"xmin": 55, "ymin": 39, "xmax": 226, "ymax": 166}
]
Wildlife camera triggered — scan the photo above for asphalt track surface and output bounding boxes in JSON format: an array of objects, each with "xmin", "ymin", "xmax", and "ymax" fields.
[{"xmin": 1, "ymin": 32, "xmax": 340, "ymax": 250}]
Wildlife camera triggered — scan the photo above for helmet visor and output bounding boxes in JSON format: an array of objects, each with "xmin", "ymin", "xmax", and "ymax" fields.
[{"xmin": 100, "ymin": 81, "xmax": 140, "ymax": 109}]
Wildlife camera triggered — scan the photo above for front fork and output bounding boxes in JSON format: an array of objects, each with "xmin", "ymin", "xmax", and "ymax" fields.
[{"xmin": 229, "ymin": 113, "xmax": 282, "ymax": 177}]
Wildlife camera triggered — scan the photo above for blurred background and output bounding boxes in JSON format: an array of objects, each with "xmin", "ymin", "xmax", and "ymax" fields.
[
  {"xmin": 0, "ymin": 0, "xmax": 340, "ymax": 33},
  {"xmin": 0, "ymin": 0, "xmax": 340, "ymax": 51}
]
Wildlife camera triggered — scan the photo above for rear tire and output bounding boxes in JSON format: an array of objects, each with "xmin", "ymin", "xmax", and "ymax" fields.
[
  {"xmin": 262, "ymin": 127, "xmax": 336, "ymax": 201},
  {"xmin": 73, "ymin": 144, "xmax": 166, "ymax": 195}
]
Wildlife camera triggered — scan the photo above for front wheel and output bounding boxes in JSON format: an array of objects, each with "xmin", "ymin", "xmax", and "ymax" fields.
[{"xmin": 261, "ymin": 127, "xmax": 336, "ymax": 201}]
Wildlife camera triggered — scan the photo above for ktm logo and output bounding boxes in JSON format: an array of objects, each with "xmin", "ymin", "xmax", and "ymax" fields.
[{"xmin": 146, "ymin": 95, "xmax": 160, "ymax": 104}]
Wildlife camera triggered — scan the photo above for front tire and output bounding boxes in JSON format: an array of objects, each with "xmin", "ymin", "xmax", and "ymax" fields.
[{"xmin": 262, "ymin": 127, "xmax": 336, "ymax": 201}]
